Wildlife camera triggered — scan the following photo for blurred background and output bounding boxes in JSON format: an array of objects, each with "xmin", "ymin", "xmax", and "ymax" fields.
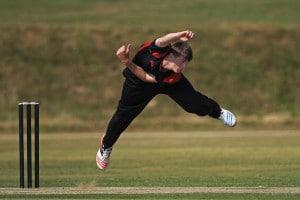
[{"xmin": 0, "ymin": 0, "xmax": 299, "ymax": 132}]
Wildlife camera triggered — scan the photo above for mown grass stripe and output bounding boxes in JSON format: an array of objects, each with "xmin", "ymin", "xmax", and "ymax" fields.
[{"xmin": 0, "ymin": 187, "xmax": 300, "ymax": 195}]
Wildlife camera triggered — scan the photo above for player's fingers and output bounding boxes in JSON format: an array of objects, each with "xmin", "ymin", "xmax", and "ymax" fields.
[
  {"xmin": 121, "ymin": 45, "xmax": 126, "ymax": 51},
  {"xmin": 125, "ymin": 44, "xmax": 129, "ymax": 54},
  {"xmin": 125, "ymin": 44, "xmax": 131, "ymax": 53},
  {"xmin": 190, "ymin": 32, "xmax": 194, "ymax": 39},
  {"xmin": 180, "ymin": 31, "xmax": 188, "ymax": 37},
  {"xmin": 116, "ymin": 45, "xmax": 125, "ymax": 55},
  {"xmin": 118, "ymin": 45, "xmax": 125, "ymax": 51},
  {"xmin": 186, "ymin": 30, "xmax": 191, "ymax": 37}
]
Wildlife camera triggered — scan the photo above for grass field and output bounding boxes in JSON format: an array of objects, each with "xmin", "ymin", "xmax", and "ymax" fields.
[
  {"xmin": 0, "ymin": 130, "xmax": 299, "ymax": 199},
  {"xmin": 0, "ymin": 0, "xmax": 299, "ymax": 26},
  {"xmin": 0, "ymin": 190, "xmax": 299, "ymax": 200}
]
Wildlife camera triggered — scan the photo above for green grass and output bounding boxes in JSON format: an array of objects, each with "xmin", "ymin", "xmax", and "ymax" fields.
[
  {"xmin": 0, "ymin": 0, "xmax": 299, "ymax": 26},
  {"xmin": 1, "ymin": 131, "xmax": 299, "ymax": 187},
  {"xmin": 0, "ymin": 130, "xmax": 300, "ymax": 199},
  {"xmin": 0, "ymin": 193, "xmax": 299, "ymax": 200}
]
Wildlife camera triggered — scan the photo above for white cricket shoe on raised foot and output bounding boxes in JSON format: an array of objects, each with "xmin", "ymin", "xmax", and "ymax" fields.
[
  {"xmin": 96, "ymin": 146, "xmax": 112, "ymax": 170},
  {"xmin": 218, "ymin": 108, "xmax": 237, "ymax": 127}
]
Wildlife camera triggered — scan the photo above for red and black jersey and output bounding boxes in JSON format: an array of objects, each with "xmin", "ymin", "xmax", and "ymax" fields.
[{"xmin": 123, "ymin": 39, "xmax": 182, "ymax": 84}]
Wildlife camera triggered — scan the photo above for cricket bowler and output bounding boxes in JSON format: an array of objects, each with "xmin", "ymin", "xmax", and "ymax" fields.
[{"xmin": 96, "ymin": 30, "xmax": 237, "ymax": 170}]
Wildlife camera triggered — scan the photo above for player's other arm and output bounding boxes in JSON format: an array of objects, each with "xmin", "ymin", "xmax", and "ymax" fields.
[
  {"xmin": 116, "ymin": 44, "xmax": 157, "ymax": 83},
  {"xmin": 155, "ymin": 30, "xmax": 194, "ymax": 47}
]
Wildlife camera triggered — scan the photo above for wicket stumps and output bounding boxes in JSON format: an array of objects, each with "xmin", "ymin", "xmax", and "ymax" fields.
[{"xmin": 18, "ymin": 102, "xmax": 39, "ymax": 188}]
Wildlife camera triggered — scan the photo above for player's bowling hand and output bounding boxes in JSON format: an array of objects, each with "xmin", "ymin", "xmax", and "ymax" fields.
[{"xmin": 179, "ymin": 30, "xmax": 194, "ymax": 42}]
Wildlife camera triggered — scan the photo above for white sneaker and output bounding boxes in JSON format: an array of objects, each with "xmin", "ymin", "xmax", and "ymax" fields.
[
  {"xmin": 218, "ymin": 108, "xmax": 237, "ymax": 127},
  {"xmin": 96, "ymin": 146, "xmax": 112, "ymax": 170}
]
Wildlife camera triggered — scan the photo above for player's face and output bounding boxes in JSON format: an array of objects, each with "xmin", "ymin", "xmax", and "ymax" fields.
[{"xmin": 162, "ymin": 52, "xmax": 188, "ymax": 73}]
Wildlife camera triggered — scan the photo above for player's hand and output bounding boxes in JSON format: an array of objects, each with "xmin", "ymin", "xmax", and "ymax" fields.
[
  {"xmin": 179, "ymin": 30, "xmax": 194, "ymax": 42},
  {"xmin": 116, "ymin": 44, "xmax": 131, "ymax": 65}
]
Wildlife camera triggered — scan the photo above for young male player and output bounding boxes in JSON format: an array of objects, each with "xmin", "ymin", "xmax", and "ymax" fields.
[{"xmin": 96, "ymin": 30, "xmax": 237, "ymax": 170}]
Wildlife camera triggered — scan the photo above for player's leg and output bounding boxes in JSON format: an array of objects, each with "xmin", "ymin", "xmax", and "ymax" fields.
[
  {"xmin": 96, "ymin": 80, "xmax": 158, "ymax": 170},
  {"xmin": 103, "ymin": 80, "xmax": 158, "ymax": 148},
  {"xmin": 162, "ymin": 75, "xmax": 237, "ymax": 126}
]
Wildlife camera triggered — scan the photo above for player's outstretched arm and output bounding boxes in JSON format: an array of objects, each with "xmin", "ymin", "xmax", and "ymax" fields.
[
  {"xmin": 155, "ymin": 30, "xmax": 194, "ymax": 47},
  {"xmin": 116, "ymin": 44, "xmax": 157, "ymax": 83}
]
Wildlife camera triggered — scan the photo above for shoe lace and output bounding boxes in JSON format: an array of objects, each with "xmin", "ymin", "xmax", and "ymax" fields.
[
  {"xmin": 219, "ymin": 109, "xmax": 226, "ymax": 121},
  {"xmin": 102, "ymin": 147, "xmax": 112, "ymax": 159}
]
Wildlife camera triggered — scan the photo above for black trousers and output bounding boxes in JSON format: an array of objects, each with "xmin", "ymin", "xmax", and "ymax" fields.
[{"xmin": 102, "ymin": 75, "xmax": 221, "ymax": 149}]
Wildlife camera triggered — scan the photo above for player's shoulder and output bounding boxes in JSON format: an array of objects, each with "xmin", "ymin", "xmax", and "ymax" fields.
[{"xmin": 137, "ymin": 40, "xmax": 154, "ymax": 52}]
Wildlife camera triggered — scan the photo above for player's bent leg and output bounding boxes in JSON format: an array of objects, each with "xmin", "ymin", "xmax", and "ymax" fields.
[
  {"xmin": 163, "ymin": 75, "xmax": 237, "ymax": 127},
  {"xmin": 96, "ymin": 79, "xmax": 157, "ymax": 170},
  {"xmin": 96, "ymin": 103, "xmax": 151, "ymax": 170},
  {"xmin": 163, "ymin": 76, "xmax": 221, "ymax": 118}
]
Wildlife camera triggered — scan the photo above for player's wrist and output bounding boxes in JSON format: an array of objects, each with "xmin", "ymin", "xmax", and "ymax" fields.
[{"xmin": 121, "ymin": 59, "xmax": 131, "ymax": 66}]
